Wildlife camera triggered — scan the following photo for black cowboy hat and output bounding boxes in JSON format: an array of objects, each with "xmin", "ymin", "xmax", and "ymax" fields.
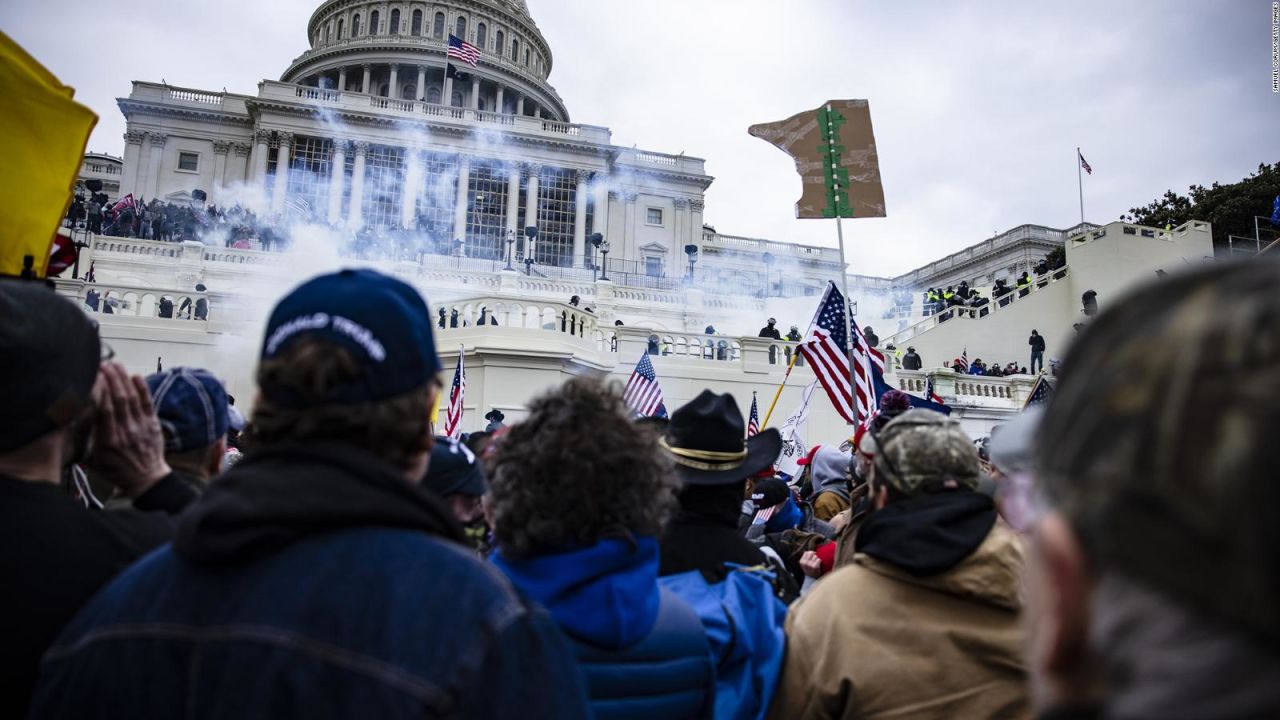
[
  {"xmin": 484, "ymin": 408, "xmax": 505, "ymax": 422},
  {"xmin": 663, "ymin": 390, "xmax": 782, "ymax": 485}
]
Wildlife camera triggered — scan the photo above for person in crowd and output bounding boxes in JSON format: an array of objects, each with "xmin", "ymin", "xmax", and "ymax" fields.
[
  {"xmin": 29, "ymin": 269, "xmax": 589, "ymax": 719},
  {"xmin": 144, "ymin": 366, "xmax": 230, "ymax": 492},
  {"xmin": 770, "ymin": 409, "xmax": 1029, "ymax": 719},
  {"xmin": 484, "ymin": 407, "xmax": 506, "ymax": 432},
  {"xmin": 0, "ymin": 281, "xmax": 198, "ymax": 719},
  {"xmin": 656, "ymin": 390, "xmax": 792, "ymax": 718},
  {"xmin": 969, "ymin": 358, "xmax": 987, "ymax": 375},
  {"xmin": 785, "ymin": 325, "xmax": 802, "ymax": 342},
  {"xmin": 1081, "ymin": 288, "xmax": 1098, "ymax": 317},
  {"xmin": 902, "ymin": 345, "xmax": 923, "ymax": 370},
  {"xmin": 705, "ymin": 324, "xmax": 717, "ymax": 335},
  {"xmin": 422, "ymin": 435, "xmax": 488, "ymax": 552},
  {"xmin": 1029, "ymin": 329, "xmax": 1046, "ymax": 373},
  {"xmin": 84, "ymin": 287, "xmax": 100, "ymax": 311},
  {"xmin": 1017, "ymin": 271, "xmax": 1032, "ymax": 297},
  {"xmin": 1027, "ymin": 261, "xmax": 1280, "ymax": 718},
  {"xmin": 489, "ymin": 378, "xmax": 713, "ymax": 719},
  {"xmin": 802, "ymin": 446, "xmax": 855, "ymax": 522},
  {"xmin": 759, "ymin": 317, "xmax": 782, "ymax": 339},
  {"xmin": 157, "ymin": 294, "xmax": 173, "ymax": 319},
  {"xmin": 569, "ymin": 294, "xmax": 581, "ymax": 307},
  {"xmin": 194, "ymin": 283, "xmax": 209, "ymax": 320},
  {"xmin": 862, "ymin": 325, "xmax": 879, "ymax": 348},
  {"xmin": 437, "ymin": 306, "xmax": 446, "ymax": 329}
]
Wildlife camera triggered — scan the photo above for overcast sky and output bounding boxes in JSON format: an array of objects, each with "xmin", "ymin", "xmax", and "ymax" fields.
[{"xmin": 4, "ymin": 0, "xmax": 1277, "ymax": 276}]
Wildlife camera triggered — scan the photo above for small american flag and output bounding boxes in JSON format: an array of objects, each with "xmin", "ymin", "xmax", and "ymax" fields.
[
  {"xmin": 1023, "ymin": 374, "xmax": 1054, "ymax": 410},
  {"xmin": 623, "ymin": 353, "xmax": 667, "ymax": 418},
  {"xmin": 924, "ymin": 376, "xmax": 945, "ymax": 405},
  {"xmin": 746, "ymin": 392, "xmax": 760, "ymax": 438},
  {"xmin": 955, "ymin": 348, "xmax": 969, "ymax": 373},
  {"xmin": 1079, "ymin": 151, "xmax": 1092, "ymax": 175},
  {"xmin": 799, "ymin": 282, "xmax": 884, "ymax": 425},
  {"xmin": 447, "ymin": 34, "xmax": 481, "ymax": 67},
  {"xmin": 444, "ymin": 348, "xmax": 466, "ymax": 439}
]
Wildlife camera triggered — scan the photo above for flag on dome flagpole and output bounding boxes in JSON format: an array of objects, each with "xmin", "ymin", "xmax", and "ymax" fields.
[
  {"xmin": 746, "ymin": 393, "xmax": 760, "ymax": 438},
  {"xmin": 624, "ymin": 353, "xmax": 668, "ymax": 419},
  {"xmin": 444, "ymin": 347, "xmax": 466, "ymax": 439},
  {"xmin": 1078, "ymin": 150, "xmax": 1092, "ymax": 175},
  {"xmin": 798, "ymin": 281, "xmax": 884, "ymax": 425},
  {"xmin": 447, "ymin": 34, "xmax": 481, "ymax": 67}
]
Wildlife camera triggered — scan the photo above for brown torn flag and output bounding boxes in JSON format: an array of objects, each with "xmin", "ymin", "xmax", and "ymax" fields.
[{"xmin": 749, "ymin": 99, "xmax": 886, "ymax": 219}]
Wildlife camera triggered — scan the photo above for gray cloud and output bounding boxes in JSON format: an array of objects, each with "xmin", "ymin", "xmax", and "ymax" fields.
[{"xmin": 4, "ymin": 0, "xmax": 1275, "ymax": 276}]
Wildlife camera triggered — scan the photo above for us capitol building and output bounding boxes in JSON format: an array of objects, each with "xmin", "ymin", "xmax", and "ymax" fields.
[{"xmin": 69, "ymin": 0, "xmax": 1214, "ymax": 442}]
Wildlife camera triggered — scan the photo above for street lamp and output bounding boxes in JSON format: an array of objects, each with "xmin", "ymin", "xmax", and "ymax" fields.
[
  {"xmin": 599, "ymin": 240, "xmax": 611, "ymax": 281},
  {"xmin": 684, "ymin": 244, "xmax": 698, "ymax": 281},
  {"xmin": 590, "ymin": 232, "xmax": 603, "ymax": 281},
  {"xmin": 762, "ymin": 251, "xmax": 776, "ymax": 297},
  {"xmin": 524, "ymin": 226, "xmax": 537, "ymax": 276},
  {"xmin": 504, "ymin": 229, "xmax": 515, "ymax": 271}
]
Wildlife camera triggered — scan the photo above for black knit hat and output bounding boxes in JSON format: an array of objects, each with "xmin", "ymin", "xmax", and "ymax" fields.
[{"xmin": 0, "ymin": 280, "xmax": 99, "ymax": 452}]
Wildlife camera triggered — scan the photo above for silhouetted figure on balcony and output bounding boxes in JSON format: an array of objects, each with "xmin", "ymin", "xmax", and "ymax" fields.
[
  {"xmin": 758, "ymin": 318, "xmax": 781, "ymax": 340},
  {"xmin": 158, "ymin": 296, "xmax": 173, "ymax": 319},
  {"xmin": 438, "ymin": 307, "xmax": 447, "ymax": 329},
  {"xmin": 902, "ymin": 346, "xmax": 923, "ymax": 370}
]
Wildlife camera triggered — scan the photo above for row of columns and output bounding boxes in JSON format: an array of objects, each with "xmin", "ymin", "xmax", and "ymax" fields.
[
  {"xmin": 311, "ymin": 63, "xmax": 545, "ymax": 116},
  {"xmin": 123, "ymin": 130, "xmax": 251, "ymax": 204}
]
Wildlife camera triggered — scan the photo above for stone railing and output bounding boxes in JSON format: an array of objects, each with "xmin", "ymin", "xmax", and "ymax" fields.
[
  {"xmin": 891, "ymin": 223, "xmax": 1086, "ymax": 286},
  {"xmin": 57, "ymin": 279, "xmax": 212, "ymax": 323},
  {"xmin": 701, "ymin": 231, "xmax": 843, "ymax": 263},
  {"xmin": 434, "ymin": 297, "xmax": 599, "ymax": 340},
  {"xmin": 91, "ymin": 237, "xmax": 182, "ymax": 259},
  {"xmin": 883, "ymin": 265, "xmax": 1071, "ymax": 348},
  {"xmin": 894, "ymin": 369, "xmax": 1038, "ymax": 406}
]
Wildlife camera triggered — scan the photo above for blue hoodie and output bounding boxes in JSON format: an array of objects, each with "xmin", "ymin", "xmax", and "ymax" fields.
[
  {"xmin": 493, "ymin": 536, "xmax": 661, "ymax": 650},
  {"xmin": 764, "ymin": 496, "xmax": 804, "ymax": 535}
]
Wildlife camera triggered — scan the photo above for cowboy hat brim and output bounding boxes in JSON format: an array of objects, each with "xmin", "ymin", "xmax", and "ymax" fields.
[{"xmin": 674, "ymin": 427, "xmax": 783, "ymax": 486}]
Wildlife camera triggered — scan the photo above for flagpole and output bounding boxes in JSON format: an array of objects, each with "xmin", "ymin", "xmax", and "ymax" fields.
[
  {"xmin": 761, "ymin": 347, "xmax": 800, "ymax": 428},
  {"xmin": 1076, "ymin": 146, "xmax": 1084, "ymax": 225},
  {"xmin": 836, "ymin": 215, "xmax": 859, "ymax": 426}
]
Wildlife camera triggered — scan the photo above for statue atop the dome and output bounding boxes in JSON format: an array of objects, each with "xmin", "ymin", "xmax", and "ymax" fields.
[{"xmin": 748, "ymin": 99, "xmax": 886, "ymax": 219}]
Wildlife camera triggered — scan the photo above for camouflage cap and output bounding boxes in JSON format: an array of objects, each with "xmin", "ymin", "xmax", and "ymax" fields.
[
  {"xmin": 865, "ymin": 409, "xmax": 980, "ymax": 496},
  {"xmin": 1036, "ymin": 258, "xmax": 1280, "ymax": 650}
]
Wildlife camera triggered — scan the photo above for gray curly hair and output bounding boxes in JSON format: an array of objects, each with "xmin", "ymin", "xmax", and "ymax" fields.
[{"xmin": 489, "ymin": 376, "xmax": 679, "ymax": 560}]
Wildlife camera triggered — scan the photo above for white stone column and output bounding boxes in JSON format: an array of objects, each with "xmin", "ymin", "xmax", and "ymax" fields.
[
  {"xmin": 453, "ymin": 157, "xmax": 471, "ymax": 255},
  {"xmin": 535, "ymin": 105, "xmax": 543, "ymax": 119},
  {"xmin": 361, "ymin": 64, "xmax": 372, "ymax": 94},
  {"xmin": 328, "ymin": 140, "xmax": 346, "ymax": 224},
  {"xmin": 416, "ymin": 65, "xmax": 426, "ymax": 100},
  {"xmin": 347, "ymin": 141, "xmax": 368, "ymax": 229},
  {"xmin": 211, "ymin": 141, "xmax": 231, "ymax": 202},
  {"xmin": 252, "ymin": 129, "xmax": 271, "ymax": 188},
  {"xmin": 495, "ymin": 85, "xmax": 505, "ymax": 114},
  {"xmin": 231, "ymin": 143, "xmax": 252, "ymax": 187},
  {"xmin": 516, "ymin": 94, "xmax": 524, "ymax": 115},
  {"xmin": 504, "ymin": 163, "xmax": 521, "ymax": 241},
  {"xmin": 523, "ymin": 163, "xmax": 541, "ymax": 258},
  {"xmin": 572, "ymin": 169, "xmax": 588, "ymax": 267},
  {"xmin": 143, "ymin": 133, "xmax": 166, "ymax": 201},
  {"xmin": 591, "ymin": 173, "xmax": 610, "ymax": 237},
  {"xmin": 444, "ymin": 69, "xmax": 454, "ymax": 107},
  {"xmin": 121, "ymin": 130, "xmax": 145, "ymax": 197},
  {"xmin": 270, "ymin": 132, "xmax": 293, "ymax": 214},
  {"xmin": 689, "ymin": 198, "xmax": 705, "ymax": 250},
  {"xmin": 401, "ymin": 150, "xmax": 421, "ymax": 229},
  {"xmin": 387, "ymin": 64, "xmax": 398, "ymax": 98},
  {"xmin": 470, "ymin": 76, "xmax": 481, "ymax": 110},
  {"xmin": 622, "ymin": 190, "xmax": 639, "ymax": 263},
  {"xmin": 338, "ymin": 67, "xmax": 348, "ymax": 91}
]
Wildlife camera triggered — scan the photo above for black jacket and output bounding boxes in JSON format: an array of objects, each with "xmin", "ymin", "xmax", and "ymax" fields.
[
  {"xmin": 0, "ymin": 472, "xmax": 196, "ymax": 719},
  {"xmin": 902, "ymin": 352, "xmax": 922, "ymax": 370},
  {"xmin": 758, "ymin": 325, "xmax": 782, "ymax": 340},
  {"xmin": 1029, "ymin": 334, "xmax": 1046, "ymax": 352}
]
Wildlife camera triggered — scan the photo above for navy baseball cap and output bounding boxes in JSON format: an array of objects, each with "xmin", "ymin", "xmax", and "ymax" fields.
[
  {"xmin": 146, "ymin": 367, "xmax": 230, "ymax": 453},
  {"xmin": 260, "ymin": 269, "xmax": 441, "ymax": 406},
  {"xmin": 422, "ymin": 436, "xmax": 486, "ymax": 498}
]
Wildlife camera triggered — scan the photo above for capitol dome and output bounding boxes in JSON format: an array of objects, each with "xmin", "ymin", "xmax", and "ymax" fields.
[{"xmin": 282, "ymin": 0, "xmax": 567, "ymax": 121}]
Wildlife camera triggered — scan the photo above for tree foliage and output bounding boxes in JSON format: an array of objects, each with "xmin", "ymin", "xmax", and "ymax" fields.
[{"xmin": 1120, "ymin": 162, "xmax": 1280, "ymax": 242}]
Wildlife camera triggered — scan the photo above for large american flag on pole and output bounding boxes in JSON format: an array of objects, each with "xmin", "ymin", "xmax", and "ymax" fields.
[
  {"xmin": 746, "ymin": 393, "xmax": 760, "ymax": 437},
  {"xmin": 444, "ymin": 348, "xmax": 466, "ymax": 439},
  {"xmin": 624, "ymin": 353, "xmax": 667, "ymax": 418},
  {"xmin": 447, "ymin": 34, "xmax": 481, "ymax": 67},
  {"xmin": 799, "ymin": 281, "xmax": 885, "ymax": 425}
]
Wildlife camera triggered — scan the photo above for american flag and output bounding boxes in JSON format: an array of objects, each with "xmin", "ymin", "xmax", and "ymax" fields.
[
  {"xmin": 447, "ymin": 34, "xmax": 481, "ymax": 67},
  {"xmin": 1079, "ymin": 151, "xmax": 1092, "ymax": 175},
  {"xmin": 798, "ymin": 282, "xmax": 885, "ymax": 426},
  {"xmin": 623, "ymin": 353, "xmax": 667, "ymax": 418},
  {"xmin": 924, "ymin": 376, "xmax": 945, "ymax": 405},
  {"xmin": 1023, "ymin": 374, "xmax": 1054, "ymax": 410},
  {"xmin": 444, "ymin": 348, "xmax": 466, "ymax": 439},
  {"xmin": 746, "ymin": 392, "xmax": 760, "ymax": 438},
  {"xmin": 955, "ymin": 348, "xmax": 969, "ymax": 373}
]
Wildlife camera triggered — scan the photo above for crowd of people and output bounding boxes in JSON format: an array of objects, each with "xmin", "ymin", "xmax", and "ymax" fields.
[
  {"xmin": 3, "ymin": 258, "xmax": 1278, "ymax": 719},
  {"xmin": 922, "ymin": 251, "xmax": 1069, "ymax": 321}
]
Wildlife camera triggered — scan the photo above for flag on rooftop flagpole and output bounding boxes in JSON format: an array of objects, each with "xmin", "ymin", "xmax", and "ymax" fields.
[
  {"xmin": 624, "ymin": 353, "xmax": 667, "ymax": 419},
  {"xmin": 1078, "ymin": 150, "xmax": 1092, "ymax": 175},
  {"xmin": 0, "ymin": 30, "xmax": 98, "ymax": 279},
  {"xmin": 447, "ymin": 34, "xmax": 481, "ymax": 67},
  {"xmin": 798, "ymin": 281, "xmax": 884, "ymax": 425},
  {"xmin": 746, "ymin": 393, "xmax": 760, "ymax": 438},
  {"xmin": 444, "ymin": 347, "xmax": 466, "ymax": 439}
]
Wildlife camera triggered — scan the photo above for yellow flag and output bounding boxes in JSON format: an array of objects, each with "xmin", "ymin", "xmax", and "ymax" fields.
[{"xmin": 0, "ymin": 30, "xmax": 98, "ymax": 278}]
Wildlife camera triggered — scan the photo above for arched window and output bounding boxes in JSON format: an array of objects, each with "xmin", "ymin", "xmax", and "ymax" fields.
[
  {"xmin": 352, "ymin": 13, "xmax": 361, "ymax": 37},
  {"xmin": 433, "ymin": 12, "xmax": 445, "ymax": 39},
  {"xmin": 495, "ymin": 30, "xmax": 504, "ymax": 54},
  {"xmin": 427, "ymin": 87, "xmax": 441, "ymax": 104},
  {"xmin": 389, "ymin": 9, "xmax": 400, "ymax": 34},
  {"xmin": 337, "ymin": 18, "xmax": 344, "ymax": 39},
  {"xmin": 510, "ymin": 38, "xmax": 519, "ymax": 61},
  {"xmin": 402, "ymin": 84, "xmax": 415, "ymax": 100},
  {"xmin": 455, "ymin": 16, "xmax": 466, "ymax": 39},
  {"xmin": 411, "ymin": 9, "xmax": 422, "ymax": 35},
  {"xmin": 451, "ymin": 90, "xmax": 463, "ymax": 107},
  {"xmin": 370, "ymin": 10, "xmax": 379, "ymax": 35},
  {"xmin": 476, "ymin": 23, "xmax": 486, "ymax": 48}
]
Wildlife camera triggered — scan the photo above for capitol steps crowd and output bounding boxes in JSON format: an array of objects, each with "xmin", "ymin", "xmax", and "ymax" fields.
[{"xmin": 3, "ymin": 258, "xmax": 1279, "ymax": 719}]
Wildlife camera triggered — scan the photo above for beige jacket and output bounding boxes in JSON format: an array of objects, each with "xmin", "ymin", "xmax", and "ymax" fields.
[{"xmin": 768, "ymin": 521, "xmax": 1029, "ymax": 720}]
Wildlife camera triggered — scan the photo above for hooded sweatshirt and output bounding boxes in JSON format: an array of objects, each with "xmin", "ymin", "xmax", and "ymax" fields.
[{"xmin": 808, "ymin": 447, "xmax": 852, "ymax": 521}]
